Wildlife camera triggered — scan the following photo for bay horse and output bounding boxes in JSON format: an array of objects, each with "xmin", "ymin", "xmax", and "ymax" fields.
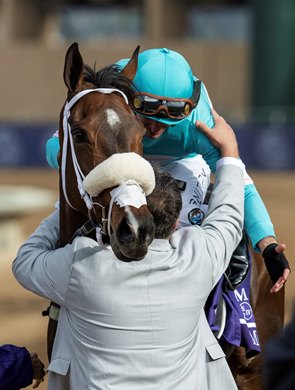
[
  {"xmin": 46, "ymin": 42, "xmax": 156, "ymax": 359},
  {"xmin": 46, "ymin": 43, "xmax": 285, "ymax": 390}
]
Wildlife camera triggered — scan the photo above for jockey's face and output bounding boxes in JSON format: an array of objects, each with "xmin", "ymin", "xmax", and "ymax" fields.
[{"xmin": 136, "ymin": 115, "xmax": 168, "ymax": 139}]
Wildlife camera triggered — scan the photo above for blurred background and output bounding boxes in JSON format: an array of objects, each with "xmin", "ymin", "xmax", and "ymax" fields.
[
  {"xmin": 0, "ymin": 0, "xmax": 294, "ymax": 388},
  {"xmin": 0, "ymin": 0, "xmax": 295, "ymax": 167}
]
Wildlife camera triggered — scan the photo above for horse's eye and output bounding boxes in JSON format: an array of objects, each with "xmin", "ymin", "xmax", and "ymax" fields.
[{"xmin": 72, "ymin": 128, "xmax": 87, "ymax": 143}]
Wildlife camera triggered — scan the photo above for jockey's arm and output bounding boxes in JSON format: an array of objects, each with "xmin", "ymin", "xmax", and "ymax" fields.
[{"xmin": 46, "ymin": 130, "xmax": 59, "ymax": 169}]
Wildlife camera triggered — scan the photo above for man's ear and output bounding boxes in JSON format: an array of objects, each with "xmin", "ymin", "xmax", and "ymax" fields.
[{"xmin": 172, "ymin": 221, "xmax": 178, "ymax": 232}]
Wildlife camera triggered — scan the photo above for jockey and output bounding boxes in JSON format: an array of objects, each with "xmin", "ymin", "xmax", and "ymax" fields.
[{"xmin": 46, "ymin": 47, "xmax": 290, "ymax": 292}]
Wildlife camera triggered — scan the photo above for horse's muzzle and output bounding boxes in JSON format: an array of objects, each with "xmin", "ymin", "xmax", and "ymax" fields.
[{"xmin": 111, "ymin": 214, "xmax": 155, "ymax": 261}]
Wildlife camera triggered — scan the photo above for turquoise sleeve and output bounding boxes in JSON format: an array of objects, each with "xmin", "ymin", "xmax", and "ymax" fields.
[
  {"xmin": 46, "ymin": 136, "xmax": 60, "ymax": 169},
  {"xmin": 194, "ymin": 130, "xmax": 221, "ymax": 173},
  {"xmin": 244, "ymin": 183, "xmax": 275, "ymax": 250}
]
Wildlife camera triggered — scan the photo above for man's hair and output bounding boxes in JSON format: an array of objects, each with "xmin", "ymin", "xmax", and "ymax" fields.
[{"xmin": 147, "ymin": 169, "xmax": 182, "ymax": 239}]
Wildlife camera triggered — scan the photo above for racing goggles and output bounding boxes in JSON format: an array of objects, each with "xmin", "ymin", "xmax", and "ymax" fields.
[{"xmin": 132, "ymin": 80, "xmax": 201, "ymax": 120}]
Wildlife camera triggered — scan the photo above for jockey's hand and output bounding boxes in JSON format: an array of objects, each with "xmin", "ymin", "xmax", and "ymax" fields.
[
  {"xmin": 30, "ymin": 352, "xmax": 46, "ymax": 388},
  {"xmin": 262, "ymin": 243, "xmax": 291, "ymax": 294}
]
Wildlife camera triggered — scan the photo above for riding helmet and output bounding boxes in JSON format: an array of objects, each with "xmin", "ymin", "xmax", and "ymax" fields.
[{"xmin": 116, "ymin": 48, "xmax": 196, "ymax": 125}]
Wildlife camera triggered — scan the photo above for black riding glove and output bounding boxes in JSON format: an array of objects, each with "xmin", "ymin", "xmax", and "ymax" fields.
[{"xmin": 262, "ymin": 243, "xmax": 290, "ymax": 284}]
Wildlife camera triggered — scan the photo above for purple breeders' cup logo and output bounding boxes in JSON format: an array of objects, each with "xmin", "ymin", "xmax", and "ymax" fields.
[
  {"xmin": 188, "ymin": 208, "xmax": 205, "ymax": 225},
  {"xmin": 240, "ymin": 301, "xmax": 253, "ymax": 321}
]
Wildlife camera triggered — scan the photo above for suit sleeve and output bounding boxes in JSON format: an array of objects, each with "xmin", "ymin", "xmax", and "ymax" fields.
[
  {"xmin": 201, "ymin": 161, "xmax": 244, "ymax": 285},
  {"xmin": 0, "ymin": 344, "xmax": 33, "ymax": 390},
  {"xmin": 12, "ymin": 210, "xmax": 75, "ymax": 305}
]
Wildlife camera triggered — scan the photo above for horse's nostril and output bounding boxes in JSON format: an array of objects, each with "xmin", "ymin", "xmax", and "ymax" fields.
[
  {"xmin": 117, "ymin": 217, "xmax": 135, "ymax": 243},
  {"xmin": 116, "ymin": 215, "xmax": 155, "ymax": 246}
]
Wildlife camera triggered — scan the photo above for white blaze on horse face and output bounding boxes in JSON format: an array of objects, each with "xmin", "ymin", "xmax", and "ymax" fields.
[
  {"xmin": 124, "ymin": 205, "xmax": 139, "ymax": 235},
  {"xmin": 106, "ymin": 108, "xmax": 121, "ymax": 128},
  {"xmin": 109, "ymin": 181, "xmax": 147, "ymax": 237}
]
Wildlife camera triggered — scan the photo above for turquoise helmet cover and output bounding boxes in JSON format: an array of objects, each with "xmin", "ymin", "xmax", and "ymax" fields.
[{"xmin": 116, "ymin": 48, "xmax": 195, "ymax": 125}]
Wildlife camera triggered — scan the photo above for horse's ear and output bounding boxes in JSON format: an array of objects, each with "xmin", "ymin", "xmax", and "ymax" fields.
[
  {"xmin": 121, "ymin": 45, "xmax": 140, "ymax": 81},
  {"xmin": 63, "ymin": 42, "xmax": 84, "ymax": 93}
]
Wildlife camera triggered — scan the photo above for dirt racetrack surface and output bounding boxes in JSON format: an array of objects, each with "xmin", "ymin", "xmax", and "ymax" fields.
[{"xmin": 0, "ymin": 168, "xmax": 294, "ymax": 389}]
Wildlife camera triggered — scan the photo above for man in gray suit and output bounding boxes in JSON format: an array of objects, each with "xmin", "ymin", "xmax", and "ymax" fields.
[{"xmin": 13, "ymin": 109, "xmax": 244, "ymax": 390}]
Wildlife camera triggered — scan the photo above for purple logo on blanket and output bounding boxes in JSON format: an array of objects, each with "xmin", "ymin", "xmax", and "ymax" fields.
[
  {"xmin": 234, "ymin": 288, "xmax": 253, "ymax": 321},
  {"xmin": 240, "ymin": 301, "xmax": 253, "ymax": 321}
]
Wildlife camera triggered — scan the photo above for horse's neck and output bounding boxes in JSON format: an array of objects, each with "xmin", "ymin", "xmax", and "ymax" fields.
[
  {"xmin": 58, "ymin": 162, "xmax": 90, "ymax": 245},
  {"xmin": 59, "ymin": 200, "xmax": 88, "ymax": 246},
  {"xmin": 251, "ymin": 251, "xmax": 285, "ymax": 316}
]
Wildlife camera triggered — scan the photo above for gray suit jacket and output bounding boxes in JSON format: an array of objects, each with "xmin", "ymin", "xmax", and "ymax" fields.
[{"xmin": 13, "ymin": 162, "xmax": 244, "ymax": 390}]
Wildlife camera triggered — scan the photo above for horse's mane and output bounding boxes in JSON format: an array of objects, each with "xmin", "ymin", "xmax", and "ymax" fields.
[{"xmin": 83, "ymin": 64, "xmax": 136, "ymax": 102}]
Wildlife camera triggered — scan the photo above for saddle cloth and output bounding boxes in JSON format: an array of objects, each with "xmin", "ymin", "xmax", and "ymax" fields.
[{"xmin": 205, "ymin": 264, "xmax": 261, "ymax": 359}]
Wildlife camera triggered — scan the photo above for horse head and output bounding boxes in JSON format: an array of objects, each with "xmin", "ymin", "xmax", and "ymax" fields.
[{"xmin": 59, "ymin": 42, "xmax": 155, "ymax": 261}]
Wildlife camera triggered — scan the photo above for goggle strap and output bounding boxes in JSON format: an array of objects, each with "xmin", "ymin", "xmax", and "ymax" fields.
[{"xmin": 191, "ymin": 80, "xmax": 202, "ymax": 107}]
